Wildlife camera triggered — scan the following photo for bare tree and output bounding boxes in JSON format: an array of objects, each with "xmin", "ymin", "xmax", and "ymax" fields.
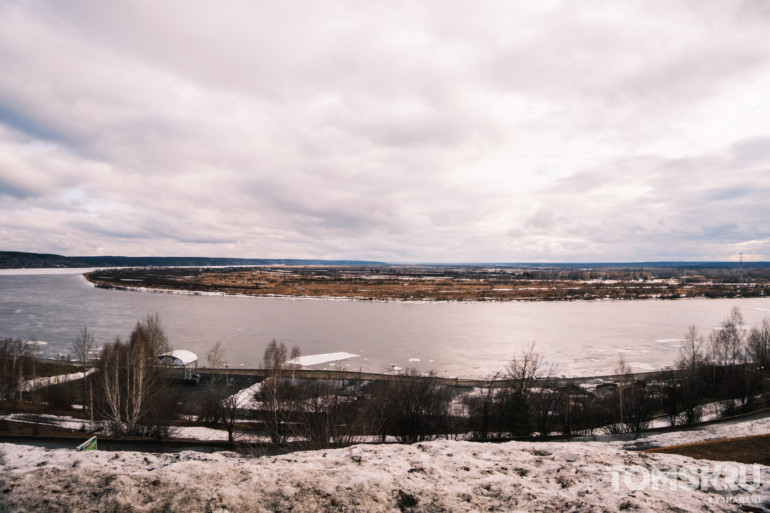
[
  {"xmin": 199, "ymin": 344, "xmax": 225, "ymax": 425},
  {"xmin": 199, "ymin": 341, "xmax": 240, "ymax": 442},
  {"xmin": 292, "ymin": 378, "xmax": 358, "ymax": 449},
  {"xmin": 72, "ymin": 326, "xmax": 95, "ymax": 414},
  {"xmin": 709, "ymin": 307, "xmax": 746, "ymax": 366},
  {"xmin": 96, "ymin": 319, "xmax": 175, "ymax": 437},
  {"xmin": 748, "ymin": 317, "xmax": 770, "ymax": 367},
  {"xmin": 464, "ymin": 372, "xmax": 501, "ymax": 440},
  {"xmin": 660, "ymin": 369, "xmax": 681, "ymax": 426},
  {"xmin": 383, "ymin": 369, "xmax": 453, "ymax": 443},
  {"xmin": 506, "ymin": 342, "xmax": 550, "ymax": 400},
  {"xmin": 747, "ymin": 318, "xmax": 770, "ymax": 411},
  {"xmin": 72, "ymin": 326, "xmax": 95, "ymax": 368},
  {"xmin": 505, "ymin": 343, "xmax": 551, "ymax": 437},
  {"xmin": 600, "ymin": 355, "xmax": 634, "ymax": 434},
  {"xmin": 614, "ymin": 354, "xmax": 631, "ymax": 427},
  {"xmin": 555, "ymin": 383, "xmax": 597, "ymax": 436},
  {"xmin": 527, "ymin": 381, "xmax": 558, "ymax": 437},
  {"xmin": 361, "ymin": 377, "xmax": 398, "ymax": 443},
  {"xmin": 253, "ymin": 340, "xmax": 302, "ymax": 445},
  {"xmin": 130, "ymin": 313, "xmax": 170, "ymax": 358},
  {"xmin": 613, "ymin": 355, "xmax": 654, "ymax": 433},
  {"xmin": 675, "ymin": 326, "xmax": 707, "ymax": 424},
  {"xmin": 623, "ymin": 381, "xmax": 655, "ymax": 433},
  {"xmin": 730, "ymin": 363, "xmax": 763, "ymax": 415},
  {"xmin": 262, "ymin": 339, "xmax": 300, "ymax": 371},
  {"xmin": 98, "ymin": 337, "xmax": 155, "ymax": 435},
  {"xmin": 206, "ymin": 340, "xmax": 226, "ymax": 369},
  {"xmin": 0, "ymin": 338, "xmax": 31, "ymax": 401},
  {"xmin": 707, "ymin": 308, "xmax": 760, "ymax": 415}
]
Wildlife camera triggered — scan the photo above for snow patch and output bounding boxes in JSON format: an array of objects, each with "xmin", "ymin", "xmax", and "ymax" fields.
[
  {"xmin": 228, "ymin": 382, "xmax": 262, "ymax": 409},
  {"xmin": 0, "ymin": 438, "xmax": 764, "ymax": 512},
  {"xmin": 286, "ymin": 352, "xmax": 359, "ymax": 367},
  {"xmin": 627, "ymin": 361, "xmax": 656, "ymax": 371},
  {"xmin": 21, "ymin": 368, "xmax": 96, "ymax": 392}
]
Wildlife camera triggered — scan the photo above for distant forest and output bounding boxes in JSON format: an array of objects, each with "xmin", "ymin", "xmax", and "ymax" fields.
[
  {"xmin": 1, "ymin": 249, "xmax": 769, "ymax": 272},
  {"xmin": 0, "ymin": 251, "xmax": 384, "ymax": 269}
]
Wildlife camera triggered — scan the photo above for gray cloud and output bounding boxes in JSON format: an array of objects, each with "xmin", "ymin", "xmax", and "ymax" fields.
[{"xmin": 1, "ymin": 1, "xmax": 769, "ymax": 261}]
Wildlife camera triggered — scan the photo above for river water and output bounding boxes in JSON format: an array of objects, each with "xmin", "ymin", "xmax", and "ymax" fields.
[{"xmin": 1, "ymin": 269, "xmax": 769, "ymax": 378}]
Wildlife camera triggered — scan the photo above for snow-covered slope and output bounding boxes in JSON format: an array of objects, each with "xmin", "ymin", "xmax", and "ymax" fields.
[
  {"xmin": 583, "ymin": 412, "xmax": 770, "ymax": 450},
  {"xmin": 1, "ymin": 438, "xmax": 767, "ymax": 512}
]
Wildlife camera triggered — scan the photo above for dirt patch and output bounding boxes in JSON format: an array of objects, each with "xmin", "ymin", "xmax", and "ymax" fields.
[{"xmin": 644, "ymin": 433, "xmax": 770, "ymax": 465}]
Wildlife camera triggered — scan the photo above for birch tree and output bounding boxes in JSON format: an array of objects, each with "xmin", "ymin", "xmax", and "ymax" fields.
[
  {"xmin": 254, "ymin": 340, "xmax": 302, "ymax": 445},
  {"xmin": 748, "ymin": 317, "xmax": 770, "ymax": 367},
  {"xmin": 202, "ymin": 341, "xmax": 240, "ymax": 442},
  {"xmin": 675, "ymin": 326, "xmax": 707, "ymax": 424},
  {"xmin": 72, "ymin": 326, "xmax": 94, "ymax": 413},
  {"xmin": 0, "ymin": 338, "xmax": 29, "ymax": 401},
  {"xmin": 97, "ymin": 319, "xmax": 171, "ymax": 437},
  {"xmin": 130, "ymin": 313, "xmax": 169, "ymax": 357},
  {"xmin": 709, "ymin": 307, "xmax": 746, "ymax": 366}
]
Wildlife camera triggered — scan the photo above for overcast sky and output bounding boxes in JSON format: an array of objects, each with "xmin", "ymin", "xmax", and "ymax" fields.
[{"xmin": 1, "ymin": 1, "xmax": 769, "ymax": 262}]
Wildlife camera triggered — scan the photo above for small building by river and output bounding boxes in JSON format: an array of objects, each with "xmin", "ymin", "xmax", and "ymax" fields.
[{"xmin": 156, "ymin": 350, "xmax": 200, "ymax": 384}]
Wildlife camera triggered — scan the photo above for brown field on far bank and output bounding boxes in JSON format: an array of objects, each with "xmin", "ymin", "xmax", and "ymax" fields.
[{"xmin": 85, "ymin": 265, "xmax": 770, "ymax": 301}]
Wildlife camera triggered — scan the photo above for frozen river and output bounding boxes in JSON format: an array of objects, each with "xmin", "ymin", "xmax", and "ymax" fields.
[{"xmin": 1, "ymin": 269, "xmax": 769, "ymax": 378}]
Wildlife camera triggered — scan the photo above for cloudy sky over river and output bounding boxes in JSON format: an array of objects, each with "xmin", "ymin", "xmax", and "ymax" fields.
[{"xmin": 1, "ymin": 1, "xmax": 769, "ymax": 262}]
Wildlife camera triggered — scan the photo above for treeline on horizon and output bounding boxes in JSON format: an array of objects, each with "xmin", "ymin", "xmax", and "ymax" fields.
[
  {"xmin": 2, "ymin": 249, "xmax": 769, "ymax": 271},
  {"xmin": 0, "ymin": 251, "xmax": 385, "ymax": 269},
  {"xmin": 1, "ymin": 309, "xmax": 769, "ymax": 448}
]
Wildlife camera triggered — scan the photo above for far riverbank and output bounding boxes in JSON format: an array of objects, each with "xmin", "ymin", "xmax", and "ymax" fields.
[
  {"xmin": 84, "ymin": 264, "xmax": 770, "ymax": 302},
  {"xmin": 4, "ymin": 271, "xmax": 770, "ymax": 377}
]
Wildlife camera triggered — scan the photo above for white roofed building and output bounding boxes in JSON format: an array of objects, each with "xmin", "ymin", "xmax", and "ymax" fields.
[{"xmin": 156, "ymin": 350, "xmax": 200, "ymax": 383}]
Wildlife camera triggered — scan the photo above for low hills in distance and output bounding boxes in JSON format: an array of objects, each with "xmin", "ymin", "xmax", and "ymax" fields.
[
  {"xmin": 0, "ymin": 251, "xmax": 385, "ymax": 269},
  {"xmin": 1, "ymin": 249, "xmax": 769, "ymax": 271}
]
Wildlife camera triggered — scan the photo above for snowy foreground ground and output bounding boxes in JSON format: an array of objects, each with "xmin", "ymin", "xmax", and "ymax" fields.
[{"xmin": 0, "ymin": 416, "xmax": 768, "ymax": 512}]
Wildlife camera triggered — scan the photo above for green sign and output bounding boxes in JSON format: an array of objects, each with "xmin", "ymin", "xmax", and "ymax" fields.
[{"xmin": 76, "ymin": 436, "xmax": 97, "ymax": 452}]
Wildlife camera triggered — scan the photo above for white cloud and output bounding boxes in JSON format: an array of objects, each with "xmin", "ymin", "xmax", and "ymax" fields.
[{"xmin": 1, "ymin": 1, "xmax": 769, "ymax": 261}]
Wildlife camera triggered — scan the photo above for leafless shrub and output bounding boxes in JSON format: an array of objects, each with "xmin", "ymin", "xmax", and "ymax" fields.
[
  {"xmin": 555, "ymin": 383, "xmax": 596, "ymax": 436},
  {"xmin": 463, "ymin": 373, "xmax": 501, "ymax": 440},
  {"xmin": 386, "ymin": 370, "xmax": 453, "ymax": 443},
  {"xmin": 292, "ymin": 378, "xmax": 363, "ymax": 449}
]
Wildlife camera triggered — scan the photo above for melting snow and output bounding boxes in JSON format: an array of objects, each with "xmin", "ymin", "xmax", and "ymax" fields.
[
  {"xmin": 21, "ymin": 368, "xmax": 96, "ymax": 392},
  {"xmin": 1, "ymin": 437, "xmax": 766, "ymax": 512},
  {"xmin": 286, "ymin": 352, "xmax": 359, "ymax": 367},
  {"xmin": 0, "ymin": 413, "xmax": 768, "ymax": 511}
]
